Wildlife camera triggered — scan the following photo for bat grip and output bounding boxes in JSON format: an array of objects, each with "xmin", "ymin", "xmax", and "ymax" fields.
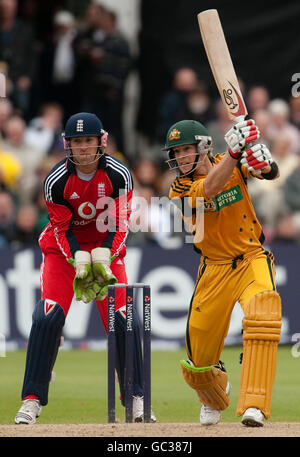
[{"xmin": 234, "ymin": 115, "xmax": 245, "ymax": 124}]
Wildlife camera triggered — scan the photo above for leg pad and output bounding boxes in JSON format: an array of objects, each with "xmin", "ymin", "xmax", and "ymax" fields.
[
  {"xmin": 236, "ymin": 291, "xmax": 281, "ymax": 418},
  {"xmin": 180, "ymin": 360, "xmax": 230, "ymax": 410},
  {"xmin": 22, "ymin": 300, "xmax": 65, "ymax": 406}
]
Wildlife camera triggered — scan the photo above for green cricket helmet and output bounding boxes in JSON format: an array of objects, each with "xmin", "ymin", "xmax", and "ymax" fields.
[{"xmin": 163, "ymin": 120, "xmax": 212, "ymax": 176}]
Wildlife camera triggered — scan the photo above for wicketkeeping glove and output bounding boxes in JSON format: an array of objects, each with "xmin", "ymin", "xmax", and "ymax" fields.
[
  {"xmin": 95, "ymin": 284, "xmax": 109, "ymax": 301},
  {"xmin": 68, "ymin": 251, "xmax": 100, "ymax": 303},
  {"xmin": 91, "ymin": 247, "xmax": 117, "ymax": 286},
  {"xmin": 225, "ymin": 119, "xmax": 260, "ymax": 159},
  {"xmin": 240, "ymin": 143, "xmax": 273, "ymax": 172}
]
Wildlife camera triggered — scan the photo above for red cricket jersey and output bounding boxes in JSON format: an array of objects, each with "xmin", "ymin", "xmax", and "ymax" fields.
[{"xmin": 39, "ymin": 154, "xmax": 133, "ymax": 260}]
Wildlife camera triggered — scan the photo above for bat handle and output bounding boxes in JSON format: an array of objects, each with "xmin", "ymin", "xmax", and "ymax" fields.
[{"xmin": 234, "ymin": 115, "xmax": 246, "ymax": 124}]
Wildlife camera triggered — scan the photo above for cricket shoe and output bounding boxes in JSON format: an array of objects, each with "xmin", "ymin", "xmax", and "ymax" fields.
[
  {"xmin": 132, "ymin": 396, "xmax": 157, "ymax": 423},
  {"xmin": 15, "ymin": 399, "xmax": 42, "ymax": 425},
  {"xmin": 241, "ymin": 408, "xmax": 264, "ymax": 427},
  {"xmin": 200, "ymin": 382, "xmax": 231, "ymax": 426}
]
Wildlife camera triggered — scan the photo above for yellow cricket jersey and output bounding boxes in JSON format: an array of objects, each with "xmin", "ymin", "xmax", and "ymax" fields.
[{"xmin": 169, "ymin": 154, "xmax": 265, "ymax": 261}]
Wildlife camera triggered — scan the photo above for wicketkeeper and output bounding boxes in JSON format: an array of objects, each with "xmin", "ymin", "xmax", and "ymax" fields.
[
  {"xmin": 165, "ymin": 118, "xmax": 281, "ymax": 426},
  {"xmin": 15, "ymin": 112, "xmax": 156, "ymax": 424}
]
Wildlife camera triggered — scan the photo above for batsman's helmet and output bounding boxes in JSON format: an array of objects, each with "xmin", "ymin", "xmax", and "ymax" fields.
[
  {"xmin": 163, "ymin": 119, "xmax": 209, "ymax": 151},
  {"xmin": 163, "ymin": 119, "xmax": 212, "ymax": 176}
]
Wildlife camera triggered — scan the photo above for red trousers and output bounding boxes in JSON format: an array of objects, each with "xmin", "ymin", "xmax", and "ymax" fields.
[{"xmin": 39, "ymin": 235, "xmax": 127, "ymax": 332}]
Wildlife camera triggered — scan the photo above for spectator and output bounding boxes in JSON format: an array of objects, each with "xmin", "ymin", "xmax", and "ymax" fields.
[
  {"xmin": 156, "ymin": 168, "xmax": 177, "ymax": 197},
  {"xmin": 75, "ymin": 1, "xmax": 131, "ymax": 151},
  {"xmin": 1, "ymin": 115, "xmax": 44, "ymax": 200},
  {"xmin": 0, "ymin": 98, "xmax": 13, "ymax": 136},
  {"xmin": 35, "ymin": 154, "xmax": 61, "ymax": 185},
  {"xmin": 24, "ymin": 102, "xmax": 64, "ymax": 156},
  {"xmin": 178, "ymin": 82, "xmax": 214, "ymax": 126},
  {"xmin": 132, "ymin": 157, "xmax": 161, "ymax": 193},
  {"xmin": 206, "ymin": 99, "xmax": 232, "ymax": 155},
  {"xmin": 128, "ymin": 186, "xmax": 175, "ymax": 248},
  {"xmin": 9, "ymin": 203, "xmax": 39, "ymax": 247},
  {"xmin": 247, "ymin": 85, "xmax": 270, "ymax": 116},
  {"xmin": 275, "ymin": 156, "xmax": 300, "ymax": 243},
  {"xmin": 0, "ymin": 0, "xmax": 37, "ymax": 117},
  {"xmin": 105, "ymin": 133, "xmax": 127, "ymax": 163},
  {"xmin": 283, "ymin": 155, "xmax": 300, "ymax": 213},
  {"xmin": 32, "ymin": 184, "xmax": 48, "ymax": 232},
  {"xmin": 267, "ymin": 98, "xmax": 300, "ymax": 155},
  {"xmin": 252, "ymin": 109, "xmax": 272, "ymax": 148},
  {"xmin": 39, "ymin": 10, "xmax": 78, "ymax": 122},
  {"xmin": 247, "ymin": 133, "xmax": 299, "ymax": 232},
  {"xmin": 275, "ymin": 214, "xmax": 300, "ymax": 243},
  {"xmin": 157, "ymin": 67, "xmax": 199, "ymax": 142},
  {"xmin": 0, "ymin": 189, "xmax": 15, "ymax": 245},
  {"xmin": 289, "ymin": 94, "xmax": 300, "ymax": 129},
  {"xmin": 0, "ymin": 141, "xmax": 22, "ymax": 192}
]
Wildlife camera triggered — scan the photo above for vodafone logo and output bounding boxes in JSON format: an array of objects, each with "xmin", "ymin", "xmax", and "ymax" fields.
[{"xmin": 78, "ymin": 202, "xmax": 96, "ymax": 220}]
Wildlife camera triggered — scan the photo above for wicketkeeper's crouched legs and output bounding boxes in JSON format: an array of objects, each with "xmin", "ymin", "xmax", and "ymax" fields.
[
  {"xmin": 114, "ymin": 309, "xmax": 144, "ymax": 405},
  {"xmin": 21, "ymin": 300, "xmax": 65, "ymax": 406},
  {"xmin": 237, "ymin": 290, "xmax": 282, "ymax": 419}
]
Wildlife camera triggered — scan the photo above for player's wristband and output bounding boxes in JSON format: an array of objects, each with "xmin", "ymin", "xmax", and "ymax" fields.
[
  {"xmin": 261, "ymin": 162, "xmax": 278, "ymax": 180},
  {"xmin": 228, "ymin": 148, "xmax": 241, "ymax": 160}
]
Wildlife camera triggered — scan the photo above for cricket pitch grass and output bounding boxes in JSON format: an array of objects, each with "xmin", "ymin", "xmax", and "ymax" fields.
[{"xmin": 1, "ymin": 346, "xmax": 300, "ymax": 437}]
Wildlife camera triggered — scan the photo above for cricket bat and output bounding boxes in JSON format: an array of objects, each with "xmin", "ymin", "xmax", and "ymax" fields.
[{"xmin": 197, "ymin": 9, "xmax": 247, "ymax": 122}]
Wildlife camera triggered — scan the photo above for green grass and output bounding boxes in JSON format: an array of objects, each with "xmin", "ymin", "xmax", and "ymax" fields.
[{"xmin": 0, "ymin": 346, "xmax": 299, "ymax": 424}]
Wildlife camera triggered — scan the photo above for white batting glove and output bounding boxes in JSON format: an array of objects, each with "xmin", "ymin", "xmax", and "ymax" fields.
[
  {"xmin": 240, "ymin": 143, "xmax": 274, "ymax": 172},
  {"xmin": 225, "ymin": 119, "xmax": 260, "ymax": 159}
]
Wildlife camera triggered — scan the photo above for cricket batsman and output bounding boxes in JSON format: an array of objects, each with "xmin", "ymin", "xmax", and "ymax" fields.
[
  {"xmin": 165, "ymin": 118, "xmax": 281, "ymax": 426},
  {"xmin": 15, "ymin": 112, "xmax": 156, "ymax": 424}
]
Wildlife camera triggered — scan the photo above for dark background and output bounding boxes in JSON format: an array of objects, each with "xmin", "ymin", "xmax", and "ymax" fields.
[
  {"xmin": 15, "ymin": 0, "xmax": 300, "ymax": 138},
  {"xmin": 136, "ymin": 0, "xmax": 300, "ymax": 136}
]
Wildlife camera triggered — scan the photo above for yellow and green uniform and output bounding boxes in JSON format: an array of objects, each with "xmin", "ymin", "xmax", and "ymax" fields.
[{"xmin": 169, "ymin": 154, "xmax": 281, "ymax": 418}]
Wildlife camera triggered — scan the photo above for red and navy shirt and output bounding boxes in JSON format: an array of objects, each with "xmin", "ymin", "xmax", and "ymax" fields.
[{"xmin": 39, "ymin": 154, "xmax": 133, "ymax": 259}]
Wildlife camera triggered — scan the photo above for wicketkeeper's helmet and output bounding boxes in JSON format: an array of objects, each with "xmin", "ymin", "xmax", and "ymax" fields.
[
  {"xmin": 62, "ymin": 112, "xmax": 108, "ymax": 164},
  {"xmin": 64, "ymin": 112, "xmax": 104, "ymax": 139}
]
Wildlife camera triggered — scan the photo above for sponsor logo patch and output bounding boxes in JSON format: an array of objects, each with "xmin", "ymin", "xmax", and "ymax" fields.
[
  {"xmin": 70, "ymin": 192, "xmax": 80, "ymax": 199},
  {"xmin": 205, "ymin": 185, "xmax": 243, "ymax": 212}
]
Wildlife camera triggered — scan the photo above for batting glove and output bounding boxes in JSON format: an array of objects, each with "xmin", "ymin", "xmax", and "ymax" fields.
[
  {"xmin": 240, "ymin": 143, "xmax": 274, "ymax": 172},
  {"xmin": 225, "ymin": 119, "xmax": 260, "ymax": 159}
]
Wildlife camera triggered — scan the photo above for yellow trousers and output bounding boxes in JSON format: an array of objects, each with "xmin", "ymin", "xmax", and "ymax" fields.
[{"xmin": 186, "ymin": 247, "xmax": 281, "ymax": 417}]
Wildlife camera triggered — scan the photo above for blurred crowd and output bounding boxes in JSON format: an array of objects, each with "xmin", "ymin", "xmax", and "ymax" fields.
[{"xmin": 0, "ymin": 0, "xmax": 300, "ymax": 250}]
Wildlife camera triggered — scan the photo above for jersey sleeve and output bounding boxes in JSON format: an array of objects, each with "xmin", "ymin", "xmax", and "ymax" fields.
[
  {"xmin": 103, "ymin": 157, "xmax": 134, "ymax": 258},
  {"xmin": 44, "ymin": 167, "xmax": 80, "ymax": 259},
  {"xmin": 169, "ymin": 176, "xmax": 207, "ymax": 206}
]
